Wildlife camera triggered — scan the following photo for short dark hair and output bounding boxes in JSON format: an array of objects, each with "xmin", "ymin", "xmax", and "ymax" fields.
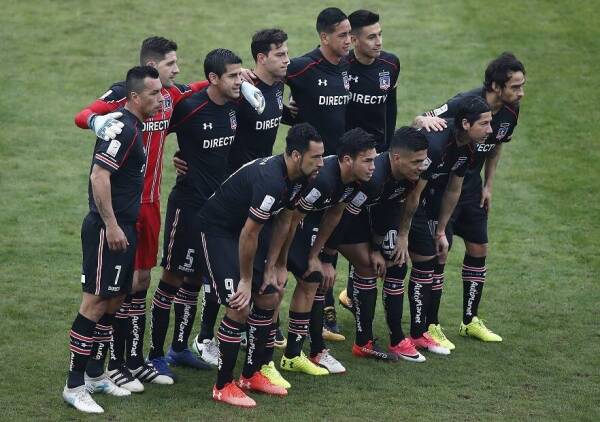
[
  {"xmin": 337, "ymin": 128, "xmax": 377, "ymax": 159},
  {"xmin": 390, "ymin": 126, "xmax": 428, "ymax": 152},
  {"xmin": 316, "ymin": 7, "xmax": 347, "ymax": 34},
  {"xmin": 251, "ymin": 29, "xmax": 288, "ymax": 61},
  {"xmin": 140, "ymin": 36, "xmax": 177, "ymax": 65},
  {"xmin": 285, "ymin": 123, "xmax": 322, "ymax": 155},
  {"xmin": 484, "ymin": 52, "xmax": 526, "ymax": 92},
  {"xmin": 204, "ymin": 48, "xmax": 242, "ymax": 80},
  {"xmin": 125, "ymin": 66, "xmax": 160, "ymax": 99},
  {"xmin": 348, "ymin": 9, "xmax": 379, "ymax": 34},
  {"xmin": 454, "ymin": 96, "xmax": 491, "ymax": 132}
]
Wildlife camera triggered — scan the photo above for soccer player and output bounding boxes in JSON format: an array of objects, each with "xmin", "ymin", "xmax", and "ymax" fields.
[
  {"xmin": 190, "ymin": 29, "xmax": 291, "ymax": 368},
  {"xmin": 73, "ymin": 37, "xmax": 211, "ymax": 388},
  {"xmin": 413, "ymin": 52, "xmax": 525, "ymax": 345},
  {"xmin": 327, "ymin": 127, "xmax": 429, "ymax": 362},
  {"xmin": 284, "ymin": 7, "xmax": 352, "ymax": 339},
  {"xmin": 198, "ymin": 123, "xmax": 324, "ymax": 407},
  {"xmin": 279, "ymin": 128, "xmax": 377, "ymax": 375},
  {"xmin": 346, "ymin": 9, "xmax": 400, "ymax": 151},
  {"xmin": 63, "ymin": 66, "xmax": 163, "ymax": 414},
  {"xmin": 147, "ymin": 49, "xmax": 242, "ymax": 378},
  {"xmin": 407, "ymin": 96, "xmax": 493, "ymax": 355}
]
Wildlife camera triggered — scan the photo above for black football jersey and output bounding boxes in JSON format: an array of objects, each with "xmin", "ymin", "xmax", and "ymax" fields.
[
  {"xmin": 346, "ymin": 50, "xmax": 400, "ymax": 151},
  {"xmin": 198, "ymin": 155, "xmax": 308, "ymax": 235},
  {"xmin": 227, "ymin": 79, "xmax": 284, "ymax": 173},
  {"xmin": 286, "ymin": 48, "xmax": 351, "ymax": 155},
  {"xmin": 424, "ymin": 86, "xmax": 519, "ymax": 199},
  {"xmin": 296, "ymin": 155, "xmax": 359, "ymax": 214},
  {"xmin": 88, "ymin": 108, "xmax": 146, "ymax": 223},
  {"xmin": 168, "ymin": 88, "xmax": 238, "ymax": 208}
]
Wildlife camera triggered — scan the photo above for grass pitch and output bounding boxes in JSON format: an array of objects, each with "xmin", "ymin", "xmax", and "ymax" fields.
[{"xmin": 1, "ymin": 0, "xmax": 599, "ymax": 420}]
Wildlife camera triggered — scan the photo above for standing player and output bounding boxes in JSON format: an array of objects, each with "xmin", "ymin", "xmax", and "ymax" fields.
[
  {"xmin": 407, "ymin": 96, "xmax": 492, "ymax": 355},
  {"xmin": 74, "ymin": 38, "xmax": 264, "ymax": 388},
  {"xmin": 284, "ymin": 7, "xmax": 352, "ymax": 339},
  {"xmin": 62, "ymin": 66, "xmax": 163, "ymax": 414},
  {"xmin": 146, "ymin": 49, "xmax": 242, "ymax": 379},
  {"xmin": 346, "ymin": 9, "xmax": 400, "ymax": 151},
  {"xmin": 337, "ymin": 9, "xmax": 401, "ymax": 322},
  {"xmin": 414, "ymin": 52, "xmax": 525, "ymax": 345},
  {"xmin": 278, "ymin": 128, "xmax": 377, "ymax": 375},
  {"xmin": 190, "ymin": 29, "xmax": 291, "ymax": 368},
  {"xmin": 198, "ymin": 123, "xmax": 324, "ymax": 407},
  {"xmin": 327, "ymin": 127, "xmax": 428, "ymax": 362}
]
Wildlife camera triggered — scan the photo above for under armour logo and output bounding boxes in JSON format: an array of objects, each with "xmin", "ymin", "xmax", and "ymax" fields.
[
  {"xmin": 203, "ymin": 123, "xmax": 212, "ymax": 130},
  {"xmin": 349, "ymin": 75, "xmax": 359, "ymax": 83},
  {"xmin": 318, "ymin": 79, "xmax": 327, "ymax": 86}
]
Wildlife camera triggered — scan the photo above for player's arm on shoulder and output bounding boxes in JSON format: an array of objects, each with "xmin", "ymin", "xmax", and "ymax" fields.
[
  {"xmin": 75, "ymin": 85, "xmax": 126, "ymax": 140},
  {"xmin": 413, "ymin": 93, "xmax": 464, "ymax": 132}
]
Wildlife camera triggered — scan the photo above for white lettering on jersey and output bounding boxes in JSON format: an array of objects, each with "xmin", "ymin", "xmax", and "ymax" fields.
[
  {"xmin": 318, "ymin": 95, "xmax": 351, "ymax": 106},
  {"xmin": 107, "ymin": 140, "xmax": 121, "ymax": 157},
  {"xmin": 143, "ymin": 120, "xmax": 169, "ymax": 132},
  {"xmin": 255, "ymin": 116, "xmax": 282, "ymax": 130},
  {"xmin": 202, "ymin": 136, "xmax": 235, "ymax": 148},
  {"xmin": 305, "ymin": 188, "xmax": 322, "ymax": 204},
  {"xmin": 259, "ymin": 195, "xmax": 276, "ymax": 212},
  {"xmin": 350, "ymin": 92, "xmax": 388, "ymax": 105}
]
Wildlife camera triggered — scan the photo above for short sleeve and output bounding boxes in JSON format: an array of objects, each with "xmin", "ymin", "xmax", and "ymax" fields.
[
  {"xmin": 93, "ymin": 126, "xmax": 137, "ymax": 173},
  {"xmin": 248, "ymin": 179, "xmax": 284, "ymax": 224}
]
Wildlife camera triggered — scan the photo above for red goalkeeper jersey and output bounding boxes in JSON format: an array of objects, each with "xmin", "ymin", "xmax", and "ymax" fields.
[{"xmin": 75, "ymin": 80, "xmax": 209, "ymax": 203}]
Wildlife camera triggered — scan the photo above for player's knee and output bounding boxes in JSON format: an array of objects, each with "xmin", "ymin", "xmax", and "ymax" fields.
[
  {"xmin": 465, "ymin": 242, "xmax": 487, "ymax": 257},
  {"xmin": 79, "ymin": 294, "xmax": 108, "ymax": 321},
  {"xmin": 160, "ymin": 269, "xmax": 183, "ymax": 287},
  {"xmin": 296, "ymin": 277, "xmax": 320, "ymax": 297},
  {"xmin": 133, "ymin": 269, "xmax": 151, "ymax": 292},
  {"xmin": 226, "ymin": 306, "xmax": 249, "ymax": 323},
  {"xmin": 254, "ymin": 292, "xmax": 278, "ymax": 310}
]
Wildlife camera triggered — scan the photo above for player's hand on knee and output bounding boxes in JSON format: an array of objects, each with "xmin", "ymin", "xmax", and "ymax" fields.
[
  {"xmin": 306, "ymin": 255, "xmax": 323, "ymax": 280},
  {"xmin": 90, "ymin": 112, "xmax": 124, "ymax": 141},
  {"xmin": 369, "ymin": 250, "xmax": 386, "ymax": 278},
  {"xmin": 391, "ymin": 235, "xmax": 409, "ymax": 266},
  {"xmin": 241, "ymin": 80, "xmax": 265, "ymax": 114},
  {"xmin": 435, "ymin": 233, "xmax": 449, "ymax": 264},
  {"xmin": 172, "ymin": 151, "xmax": 188, "ymax": 175},
  {"xmin": 106, "ymin": 224, "xmax": 129, "ymax": 252},
  {"xmin": 321, "ymin": 263, "xmax": 336, "ymax": 291},
  {"xmin": 260, "ymin": 267, "xmax": 283, "ymax": 295},
  {"xmin": 229, "ymin": 279, "xmax": 251, "ymax": 309}
]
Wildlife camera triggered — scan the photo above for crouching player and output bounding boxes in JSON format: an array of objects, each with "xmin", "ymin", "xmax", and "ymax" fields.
[{"xmin": 198, "ymin": 123, "xmax": 323, "ymax": 407}]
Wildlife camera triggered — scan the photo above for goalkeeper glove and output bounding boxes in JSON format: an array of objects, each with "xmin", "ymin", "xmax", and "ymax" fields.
[
  {"xmin": 241, "ymin": 81, "xmax": 265, "ymax": 114},
  {"xmin": 89, "ymin": 112, "xmax": 124, "ymax": 141}
]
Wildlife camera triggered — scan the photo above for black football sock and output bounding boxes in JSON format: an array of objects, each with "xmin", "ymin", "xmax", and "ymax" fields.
[
  {"xmin": 262, "ymin": 322, "xmax": 277, "ymax": 365},
  {"xmin": 242, "ymin": 306, "xmax": 274, "ymax": 378},
  {"xmin": 309, "ymin": 292, "xmax": 326, "ymax": 357},
  {"xmin": 383, "ymin": 264, "xmax": 407, "ymax": 346},
  {"xmin": 86, "ymin": 313, "xmax": 115, "ymax": 377},
  {"xmin": 215, "ymin": 316, "xmax": 245, "ymax": 389},
  {"xmin": 284, "ymin": 310, "xmax": 310, "ymax": 358},
  {"xmin": 171, "ymin": 282, "xmax": 200, "ymax": 352},
  {"xmin": 408, "ymin": 258, "xmax": 435, "ymax": 338},
  {"xmin": 108, "ymin": 298, "xmax": 130, "ymax": 371},
  {"xmin": 67, "ymin": 313, "xmax": 96, "ymax": 388},
  {"xmin": 352, "ymin": 273, "xmax": 377, "ymax": 346},
  {"xmin": 126, "ymin": 289, "xmax": 147, "ymax": 369},
  {"xmin": 148, "ymin": 281, "xmax": 177, "ymax": 359},
  {"xmin": 462, "ymin": 255, "xmax": 486, "ymax": 324},
  {"xmin": 324, "ymin": 287, "xmax": 335, "ymax": 307},
  {"xmin": 347, "ymin": 264, "xmax": 355, "ymax": 305},
  {"xmin": 199, "ymin": 295, "xmax": 220, "ymax": 341},
  {"xmin": 427, "ymin": 263, "xmax": 445, "ymax": 325}
]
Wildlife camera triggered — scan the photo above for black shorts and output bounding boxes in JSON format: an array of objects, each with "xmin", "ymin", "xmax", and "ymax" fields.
[
  {"xmin": 81, "ymin": 213, "xmax": 136, "ymax": 298},
  {"xmin": 287, "ymin": 211, "xmax": 323, "ymax": 280},
  {"xmin": 336, "ymin": 209, "xmax": 370, "ymax": 245},
  {"xmin": 160, "ymin": 196, "xmax": 200, "ymax": 276},
  {"xmin": 198, "ymin": 231, "xmax": 276, "ymax": 308},
  {"xmin": 450, "ymin": 199, "xmax": 488, "ymax": 244},
  {"xmin": 408, "ymin": 208, "xmax": 437, "ymax": 257}
]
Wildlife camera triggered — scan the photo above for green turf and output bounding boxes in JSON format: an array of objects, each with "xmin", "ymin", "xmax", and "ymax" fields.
[{"xmin": 1, "ymin": 0, "xmax": 599, "ymax": 420}]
